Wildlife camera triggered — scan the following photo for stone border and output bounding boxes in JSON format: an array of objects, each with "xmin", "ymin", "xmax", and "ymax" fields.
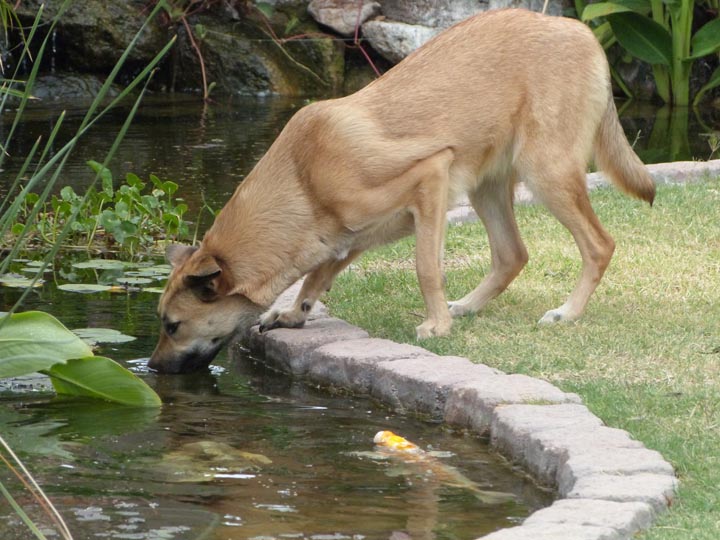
[
  {"xmin": 232, "ymin": 162, "xmax": 720, "ymax": 538},
  {"xmin": 240, "ymin": 296, "xmax": 676, "ymax": 539}
]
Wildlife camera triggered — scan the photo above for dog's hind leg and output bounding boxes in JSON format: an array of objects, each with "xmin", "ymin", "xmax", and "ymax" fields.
[
  {"xmin": 530, "ymin": 166, "xmax": 615, "ymax": 324},
  {"xmin": 448, "ymin": 177, "xmax": 528, "ymax": 317},
  {"xmin": 259, "ymin": 250, "xmax": 362, "ymax": 331}
]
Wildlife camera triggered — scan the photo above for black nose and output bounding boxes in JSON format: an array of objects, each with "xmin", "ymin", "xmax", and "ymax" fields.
[{"xmin": 147, "ymin": 346, "xmax": 222, "ymax": 374}]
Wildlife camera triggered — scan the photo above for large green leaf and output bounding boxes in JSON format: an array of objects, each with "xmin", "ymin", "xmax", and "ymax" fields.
[
  {"xmin": 44, "ymin": 356, "xmax": 161, "ymax": 408},
  {"xmin": 581, "ymin": 0, "xmax": 650, "ymax": 22},
  {"xmin": 0, "ymin": 311, "xmax": 93, "ymax": 378},
  {"xmin": 608, "ymin": 12, "xmax": 672, "ymax": 66},
  {"xmin": 0, "ymin": 311, "xmax": 161, "ymax": 407},
  {"xmin": 689, "ymin": 18, "xmax": 720, "ymax": 60}
]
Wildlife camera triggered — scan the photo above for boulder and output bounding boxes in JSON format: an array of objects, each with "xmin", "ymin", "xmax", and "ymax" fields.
[
  {"xmin": 381, "ymin": 0, "xmax": 487, "ymax": 29},
  {"xmin": 308, "ymin": 0, "xmax": 381, "ymax": 36},
  {"xmin": 171, "ymin": 10, "xmax": 345, "ymax": 96},
  {"xmin": 360, "ymin": 20, "xmax": 440, "ymax": 63},
  {"xmin": 488, "ymin": 0, "xmax": 567, "ymax": 17}
]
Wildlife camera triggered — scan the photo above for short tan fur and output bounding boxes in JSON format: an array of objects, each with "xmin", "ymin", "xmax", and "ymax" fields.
[{"xmin": 149, "ymin": 9, "xmax": 654, "ymax": 373}]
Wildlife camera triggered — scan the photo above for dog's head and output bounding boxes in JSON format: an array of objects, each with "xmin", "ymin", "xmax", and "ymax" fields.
[{"xmin": 148, "ymin": 245, "xmax": 263, "ymax": 374}]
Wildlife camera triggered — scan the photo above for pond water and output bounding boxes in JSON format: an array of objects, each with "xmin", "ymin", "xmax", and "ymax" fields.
[
  {"xmin": 1, "ymin": 96, "xmax": 719, "ymax": 212},
  {"xmin": 1, "ymin": 95, "xmax": 716, "ymax": 539},
  {"xmin": 0, "ymin": 257, "xmax": 552, "ymax": 540}
]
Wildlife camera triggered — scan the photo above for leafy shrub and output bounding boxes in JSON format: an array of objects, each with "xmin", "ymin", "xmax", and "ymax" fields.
[{"xmin": 7, "ymin": 161, "xmax": 190, "ymax": 258}]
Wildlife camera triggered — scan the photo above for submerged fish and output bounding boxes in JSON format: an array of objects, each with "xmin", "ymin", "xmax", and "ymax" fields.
[
  {"xmin": 371, "ymin": 430, "xmax": 517, "ymax": 505},
  {"xmin": 373, "ymin": 430, "xmax": 422, "ymax": 453}
]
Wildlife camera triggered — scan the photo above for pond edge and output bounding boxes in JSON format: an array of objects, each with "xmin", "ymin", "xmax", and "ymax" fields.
[{"xmin": 234, "ymin": 159, "xmax": 720, "ymax": 539}]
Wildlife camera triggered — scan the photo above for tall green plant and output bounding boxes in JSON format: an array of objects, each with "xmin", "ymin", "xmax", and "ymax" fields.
[
  {"xmin": 0, "ymin": 0, "xmax": 175, "ymax": 387},
  {"xmin": 581, "ymin": 0, "xmax": 720, "ymax": 106}
]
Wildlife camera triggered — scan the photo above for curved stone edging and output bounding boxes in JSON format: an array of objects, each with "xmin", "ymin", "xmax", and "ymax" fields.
[
  {"xmin": 231, "ymin": 161, "xmax": 720, "ymax": 538},
  {"xmin": 238, "ymin": 287, "xmax": 677, "ymax": 539}
]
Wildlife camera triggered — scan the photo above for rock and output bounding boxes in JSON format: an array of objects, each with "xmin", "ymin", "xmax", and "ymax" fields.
[
  {"xmin": 27, "ymin": 73, "xmax": 122, "ymax": 102},
  {"xmin": 523, "ymin": 499, "xmax": 655, "ymax": 538},
  {"xmin": 488, "ymin": 0, "xmax": 567, "ymax": 17},
  {"xmin": 15, "ymin": 0, "xmax": 167, "ymax": 74},
  {"xmin": 361, "ymin": 20, "xmax": 440, "ymax": 63},
  {"xmin": 308, "ymin": 0, "xmax": 381, "ymax": 36},
  {"xmin": 14, "ymin": 0, "xmax": 345, "ymax": 97},
  {"xmin": 172, "ymin": 9, "xmax": 345, "ymax": 96},
  {"xmin": 381, "ymin": 0, "xmax": 487, "ymax": 29},
  {"xmin": 567, "ymin": 473, "xmax": 678, "ymax": 513}
]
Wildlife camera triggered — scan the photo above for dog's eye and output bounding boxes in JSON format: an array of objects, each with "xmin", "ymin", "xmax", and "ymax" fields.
[{"xmin": 165, "ymin": 321, "xmax": 180, "ymax": 336}]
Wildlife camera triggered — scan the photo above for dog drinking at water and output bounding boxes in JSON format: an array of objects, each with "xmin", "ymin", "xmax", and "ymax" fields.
[{"xmin": 149, "ymin": 9, "xmax": 655, "ymax": 374}]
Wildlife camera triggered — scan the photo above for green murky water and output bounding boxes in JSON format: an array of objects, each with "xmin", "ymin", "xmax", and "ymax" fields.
[{"xmin": 0, "ymin": 256, "xmax": 552, "ymax": 539}]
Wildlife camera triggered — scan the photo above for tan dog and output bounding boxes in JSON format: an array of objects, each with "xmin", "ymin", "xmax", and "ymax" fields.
[{"xmin": 149, "ymin": 9, "xmax": 654, "ymax": 373}]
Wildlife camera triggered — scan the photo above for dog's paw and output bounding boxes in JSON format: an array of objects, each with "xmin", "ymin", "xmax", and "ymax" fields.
[
  {"xmin": 258, "ymin": 308, "xmax": 307, "ymax": 332},
  {"xmin": 538, "ymin": 306, "xmax": 576, "ymax": 324},
  {"xmin": 448, "ymin": 301, "xmax": 471, "ymax": 318},
  {"xmin": 416, "ymin": 318, "xmax": 452, "ymax": 340}
]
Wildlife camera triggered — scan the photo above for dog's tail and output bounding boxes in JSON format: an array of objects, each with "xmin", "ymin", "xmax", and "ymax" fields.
[{"xmin": 594, "ymin": 92, "xmax": 655, "ymax": 205}]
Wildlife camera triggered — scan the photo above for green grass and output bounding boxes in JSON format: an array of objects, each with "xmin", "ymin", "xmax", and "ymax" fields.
[{"xmin": 324, "ymin": 177, "xmax": 720, "ymax": 539}]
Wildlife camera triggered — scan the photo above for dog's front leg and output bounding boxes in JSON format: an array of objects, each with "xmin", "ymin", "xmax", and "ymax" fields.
[
  {"xmin": 259, "ymin": 251, "xmax": 361, "ymax": 332},
  {"xmin": 411, "ymin": 149, "xmax": 454, "ymax": 340}
]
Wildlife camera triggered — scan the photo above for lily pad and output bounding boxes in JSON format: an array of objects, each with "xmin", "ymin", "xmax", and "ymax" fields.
[
  {"xmin": 116, "ymin": 276, "xmax": 153, "ymax": 285},
  {"xmin": 24, "ymin": 260, "xmax": 52, "ymax": 268},
  {"xmin": 21, "ymin": 266, "xmax": 53, "ymax": 274},
  {"xmin": 72, "ymin": 327, "xmax": 136, "ymax": 346},
  {"xmin": 72, "ymin": 259, "xmax": 128, "ymax": 270},
  {"xmin": 0, "ymin": 274, "xmax": 44, "ymax": 288},
  {"xmin": 143, "ymin": 287, "xmax": 166, "ymax": 294},
  {"xmin": 58, "ymin": 284, "xmax": 112, "ymax": 294}
]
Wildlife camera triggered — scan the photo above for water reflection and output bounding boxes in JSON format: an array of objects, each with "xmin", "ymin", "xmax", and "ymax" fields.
[
  {"xmin": 1, "ymin": 96, "xmax": 719, "ymax": 219},
  {"xmin": 619, "ymin": 102, "xmax": 720, "ymax": 163},
  {"xmin": 1, "ymin": 352, "xmax": 552, "ymax": 539}
]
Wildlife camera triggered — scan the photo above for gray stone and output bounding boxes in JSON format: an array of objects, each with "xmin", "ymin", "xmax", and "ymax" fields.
[
  {"xmin": 479, "ymin": 523, "xmax": 622, "ymax": 540},
  {"xmin": 488, "ymin": 0, "xmax": 566, "ymax": 17},
  {"xmin": 559, "ymin": 448, "xmax": 676, "ymax": 496},
  {"xmin": 491, "ymin": 404, "xmax": 645, "ymax": 486},
  {"xmin": 523, "ymin": 498, "xmax": 655, "ymax": 537},
  {"xmin": 308, "ymin": 0, "xmax": 381, "ymax": 36},
  {"xmin": 305, "ymin": 338, "xmax": 432, "ymax": 393},
  {"xmin": 381, "ymin": 0, "xmax": 486, "ymax": 28},
  {"xmin": 252, "ymin": 318, "xmax": 369, "ymax": 376},
  {"xmin": 361, "ymin": 20, "xmax": 440, "ymax": 63},
  {"xmin": 567, "ymin": 473, "xmax": 678, "ymax": 513},
  {"xmin": 444, "ymin": 377, "xmax": 581, "ymax": 435},
  {"xmin": 370, "ymin": 355, "xmax": 501, "ymax": 417}
]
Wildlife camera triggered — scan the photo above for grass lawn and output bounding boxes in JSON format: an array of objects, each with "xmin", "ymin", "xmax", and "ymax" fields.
[{"xmin": 324, "ymin": 176, "xmax": 720, "ymax": 539}]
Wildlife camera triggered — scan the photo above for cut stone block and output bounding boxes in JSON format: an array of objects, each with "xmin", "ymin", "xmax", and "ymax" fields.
[
  {"xmin": 370, "ymin": 355, "xmax": 501, "ymax": 418},
  {"xmin": 251, "ymin": 318, "xmax": 369, "ymax": 376},
  {"xmin": 523, "ymin": 498, "xmax": 655, "ymax": 537},
  {"xmin": 567, "ymin": 473, "xmax": 678, "ymax": 513},
  {"xmin": 306, "ymin": 338, "xmax": 433, "ymax": 393},
  {"xmin": 491, "ymin": 404, "xmax": 643, "ymax": 486},
  {"xmin": 444, "ymin": 376, "xmax": 581, "ymax": 435},
  {"xmin": 479, "ymin": 523, "xmax": 621, "ymax": 540},
  {"xmin": 559, "ymin": 448, "xmax": 675, "ymax": 496}
]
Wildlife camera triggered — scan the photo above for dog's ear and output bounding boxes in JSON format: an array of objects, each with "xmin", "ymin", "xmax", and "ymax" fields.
[
  {"xmin": 166, "ymin": 244, "xmax": 198, "ymax": 268},
  {"xmin": 183, "ymin": 255, "xmax": 230, "ymax": 302}
]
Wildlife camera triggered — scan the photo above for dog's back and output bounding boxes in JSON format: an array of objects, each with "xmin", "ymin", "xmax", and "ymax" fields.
[{"xmin": 150, "ymin": 9, "xmax": 655, "ymax": 372}]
